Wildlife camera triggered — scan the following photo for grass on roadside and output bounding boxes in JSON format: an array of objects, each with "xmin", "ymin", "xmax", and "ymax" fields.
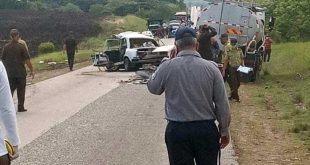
[
  {"xmin": 79, "ymin": 15, "xmax": 147, "ymax": 50},
  {"xmin": 32, "ymin": 50, "xmax": 92, "ymax": 71},
  {"xmin": 122, "ymin": 15, "xmax": 147, "ymax": 32},
  {"xmin": 256, "ymin": 42, "xmax": 310, "ymax": 150}
]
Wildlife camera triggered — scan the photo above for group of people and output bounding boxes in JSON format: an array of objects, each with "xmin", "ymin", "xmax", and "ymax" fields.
[
  {"xmin": 0, "ymin": 29, "xmax": 77, "ymax": 164},
  {"xmin": 147, "ymin": 25, "xmax": 274, "ymax": 164},
  {"xmin": 148, "ymin": 26, "xmax": 230, "ymax": 164},
  {"xmin": 197, "ymin": 24, "xmax": 244, "ymax": 102},
  {"xmin": 0, "ymin": 24, "xmax": 271, "ymax": 164}
]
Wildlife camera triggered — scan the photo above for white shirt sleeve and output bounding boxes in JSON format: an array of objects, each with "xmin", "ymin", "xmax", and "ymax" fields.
[{"xmin": 0, "ymin": 61, "xmax": 20, "ymax": 155}]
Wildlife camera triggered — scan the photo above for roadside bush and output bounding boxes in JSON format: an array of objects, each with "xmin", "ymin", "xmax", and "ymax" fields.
[
  {"xmin": 38, "ymin": 42, "xmax": 55, "ymax": 54},
  {"xmin": 78, "ymin": 37, "xmax": 103, "ymax": 50},
  {"xmin": 291, "ymin": 123, "xmax": 310, "ymax": 133},
  {"xmin": 293, "ymin": 93, "xmax": 304, "ymax": 104}
]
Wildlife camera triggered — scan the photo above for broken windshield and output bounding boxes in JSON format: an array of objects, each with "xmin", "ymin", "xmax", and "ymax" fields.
[{"xmin": 130, "ymin": 38, "xmax": 159, "ymax": 48}]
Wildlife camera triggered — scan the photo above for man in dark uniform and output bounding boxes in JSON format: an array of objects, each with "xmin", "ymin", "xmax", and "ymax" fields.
[
  {"xmin": 222, "ymin": 38, "xmax": 244, "ymax": 102},
  {"xmin": 197, "ymin": 24, "xmax": 217, "ymax": 60},
  {"xmin": 1, "ymin": 29, "xmax": 34, "ymax": 112},
  {"xmin": 63, "ymin": 31, "xmax": 78, "ymax": 71}
]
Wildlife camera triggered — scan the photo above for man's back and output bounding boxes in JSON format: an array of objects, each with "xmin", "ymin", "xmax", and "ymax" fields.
[
  {"xmin": 264, "ymin": 38, "xmax": 272, "ymax": 49},
  {"xmin": 64, "ymin": 36, "xmax": 76, "ymax": 53},
  {"xmin": 1, "ymin": 42, "xmax": 29, "ymax": 78},
  {"xmin": 148, "ymin": 50, "xmax": 229, "ymax": 123}
]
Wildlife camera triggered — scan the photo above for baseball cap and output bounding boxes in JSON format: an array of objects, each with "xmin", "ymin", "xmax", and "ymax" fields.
[{"xmin": 175, "ymin": 27, "xmax": 197, "ymax": 41}]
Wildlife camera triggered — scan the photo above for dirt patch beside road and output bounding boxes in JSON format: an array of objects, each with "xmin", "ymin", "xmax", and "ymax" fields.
[
  {"xmin": 231, "ymin": 84, "xmax": 310, "ymax": 164},
  {"xmin": 27, "ymin": 61, "xmax": 91, "ymax": 84}
]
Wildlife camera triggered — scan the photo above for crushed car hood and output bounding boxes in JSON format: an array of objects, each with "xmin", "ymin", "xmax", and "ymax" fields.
[{"xmin": 152, "ymin": 45, "xmax": 175, "ymax": 53}]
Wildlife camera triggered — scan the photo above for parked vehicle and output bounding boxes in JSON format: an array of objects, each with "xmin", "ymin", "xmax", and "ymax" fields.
[
  {"xmin": 167, "ymin": 20, "xmax": 181, "ymax": 38},
  {"xmin": 194, "ymin": 1, "xmax": 274, "ymax": 82},
  {"xmin": 147, "ymin": 19, "xmax": 163, "ymax": 35},
  {"xmin": 91, "ymin": 32, "xmax": 173, "ymax": 72}
]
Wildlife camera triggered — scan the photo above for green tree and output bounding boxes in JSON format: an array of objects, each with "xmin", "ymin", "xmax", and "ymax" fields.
[
  {"xmin": 89, "ymin": 4, "xmax": 112, "ymax": 17},
  {"xmin": 58, "ymin": 3, "xmax": 83, "ymax": 12}
]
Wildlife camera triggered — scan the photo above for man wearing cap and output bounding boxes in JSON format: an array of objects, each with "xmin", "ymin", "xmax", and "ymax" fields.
[
  {"xmin": 1, "ymin": 29, "xmax": 34, "ymax": 112},
  {"xmin": 147, "ymin": 27, "xmax": 231, "ymax": 165},
  {"xmin": 63, "ymin": 31, "xmax": 78, "ymax": 71},
  {"xmin": 222, "ymin": 38, "xmax": 244, "ymax": 102},
  {"xmin": 197, "ymin": 24, "xmax": 217, "ymax": 61}
]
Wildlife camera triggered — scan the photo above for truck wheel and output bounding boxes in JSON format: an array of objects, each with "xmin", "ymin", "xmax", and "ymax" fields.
[{"xmin": 124, "ymin": 58, "xmax": 132, "ymax": 71}]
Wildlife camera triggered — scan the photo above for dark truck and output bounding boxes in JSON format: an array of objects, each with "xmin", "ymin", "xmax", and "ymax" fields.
[{"xmin": 147, "ymin": 19, "xmax": 164, "ymax": 36}]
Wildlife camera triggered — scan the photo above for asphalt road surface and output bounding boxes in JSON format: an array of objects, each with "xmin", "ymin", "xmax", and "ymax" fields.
[
  {"xmin": 11, "ymin": 38, "xmax": 238, "ymax": 164},
  {"xmin": 13, "ymin": 84, "xmax": 168, "ymax": 165}
]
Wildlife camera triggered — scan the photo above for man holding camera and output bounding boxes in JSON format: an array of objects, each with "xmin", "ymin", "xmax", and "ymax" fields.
[{"xmin": 198, "ymin": 24, "xmax": 217, "ymax": 61}]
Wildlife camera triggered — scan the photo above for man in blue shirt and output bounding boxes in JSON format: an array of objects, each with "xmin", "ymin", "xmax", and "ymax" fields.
[{"xmin": 148, "ymin": 27, "xmax": 231, "ymax": 165}]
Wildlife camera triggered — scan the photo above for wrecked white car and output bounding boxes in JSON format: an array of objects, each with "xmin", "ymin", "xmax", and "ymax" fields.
[{"xmin": 92, "ymin": 32, "xmax": 174, "ymax": 71}]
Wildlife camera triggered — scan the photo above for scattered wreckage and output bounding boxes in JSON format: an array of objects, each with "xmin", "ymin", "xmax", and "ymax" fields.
[{"xmin": 91, "ymin": 31, "xmax": 174, "ymax": 72}]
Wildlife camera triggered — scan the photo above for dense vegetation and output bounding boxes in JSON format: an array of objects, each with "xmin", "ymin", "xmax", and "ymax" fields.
[
  {"xmin": 0, "ymin": 10, "xmax": 101, "ymax": 55},
  {"xmin": 0, "ymin": 0, "xmax": 186, "ymax": 20},
  {"xmin": 185, "ymin": 0, "xmax": 310, "ymax": 41},
  {"xmin": 262, "ymin": 0, "xmax": 310, "ymax": 41}
]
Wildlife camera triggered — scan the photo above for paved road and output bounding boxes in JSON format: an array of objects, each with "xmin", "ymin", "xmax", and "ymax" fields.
[
  {"xmin": 14, "ymin": 66, "xmax": 134, "ymax": 147},
  {"xmin": 13, "ymin": 83, "xmax": 238, "ymax": 165},
  {"xmin": 11, "ymin": 38, "xmax": 238, "ymax": 164},
  {"xmin": 13, "ymin": 84, "xmax": 167, "ymax": 165}
]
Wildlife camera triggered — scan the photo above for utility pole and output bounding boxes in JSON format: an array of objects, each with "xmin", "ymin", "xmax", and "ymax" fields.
[{"xmin": 218, "ymin": 0, "xmax": 225, "ymax": 33}]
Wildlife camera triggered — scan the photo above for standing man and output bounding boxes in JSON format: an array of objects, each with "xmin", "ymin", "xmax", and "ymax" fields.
[
  {"xmin": 0, "ymin": 61, "xmax": 20, "ymax": 164},
  {"xmin": 197, "ymin": 24, "xmax": 217, "ymax": 60},
  {"xmin": 63, "ymin": 31, "xmax": 78, "ymax": 71},
  {"xmin": 219, "ymin": 34, "xmax": 232, "ymax": 84},
  {"xmin": 218, "ymin": 33, "xmax": 229, "ymax": 64},
  {"xmin": 222, "ymin": 38, "xmax": 244, "ymax": 102},
  {"xmin": 148, "ymin": 27, "xmax": 231, "ymax": 165},
  {"xmin": 263, "ymin": 35, "xmax": 273, "ymax": 62},
  {"xmin": 1, "ymin": 29, "xmax": 34, "ymax": 112}
]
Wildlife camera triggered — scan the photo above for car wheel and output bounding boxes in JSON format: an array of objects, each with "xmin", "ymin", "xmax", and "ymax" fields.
[
  {"xmin": 106, "ymin": 63, "xmax": 119, "ymax": 72},
  {"xmin": 124, "ymin": 58, "xmax": 132, "ymax": 71}
]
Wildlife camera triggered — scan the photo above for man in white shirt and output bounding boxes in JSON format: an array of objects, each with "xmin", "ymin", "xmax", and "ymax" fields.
[{"xmin": 0, "ymin": 61, "xmax": 20, "ymax": 164}]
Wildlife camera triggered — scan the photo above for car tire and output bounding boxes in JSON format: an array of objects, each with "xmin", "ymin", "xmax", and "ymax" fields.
[
  {"xmin": 106, "ymin": 64, "xmax": 119, "ymax": 72},
  {"xmin": 124, "ymin": 58, "xmax": 132, "ymax": 71}
]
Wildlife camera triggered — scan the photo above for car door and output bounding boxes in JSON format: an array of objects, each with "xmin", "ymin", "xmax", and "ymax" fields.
[{"xmin": 105, "ymin": 39, "xmax": 122, "ymax": 63}]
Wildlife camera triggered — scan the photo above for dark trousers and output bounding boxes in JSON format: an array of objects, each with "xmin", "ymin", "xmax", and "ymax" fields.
[
  {"xmin": 165, "ymin": 120, "xmax": 220, "ymax": 165},
  {"xmin": 263, "ymin": 49, "xmax": 271, "ymax": 62},
  {"xmin": 0, "ymin": 154, "xmax": 10, "ymax": 165},
  {"xmin": 9, "ymin": 77, "xmax": 26, "ymax": 111},
  {"xmin": 227, "ymin": 67, "xmax": 240, "ymax": 100},
  {"xmin": 67, "ymin": 53, "xmax": 75, "ymax": 70}
]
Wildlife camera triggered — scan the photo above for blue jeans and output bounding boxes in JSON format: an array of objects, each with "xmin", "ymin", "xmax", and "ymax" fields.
[{"xmin": 165, "ymin": 120, "xmax": 220, "ymax": 165}]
